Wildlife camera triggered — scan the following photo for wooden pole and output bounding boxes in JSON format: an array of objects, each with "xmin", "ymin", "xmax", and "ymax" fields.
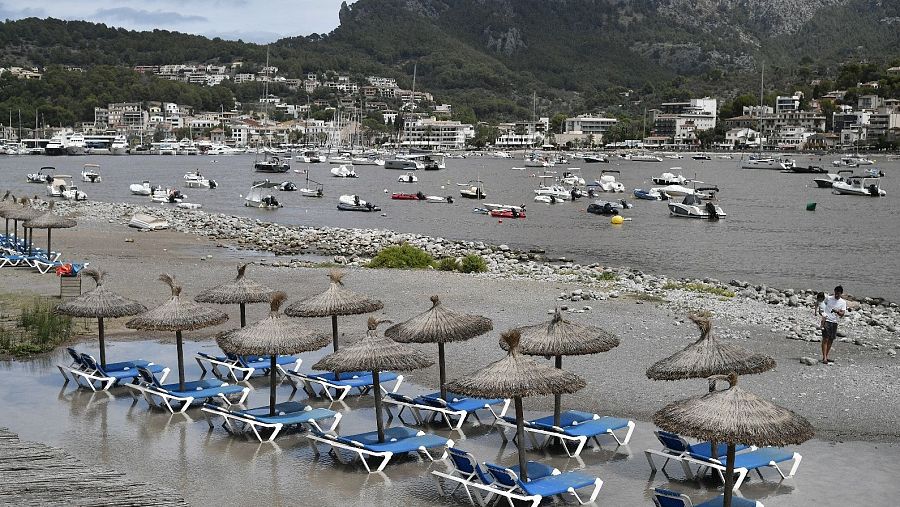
[
  {"xmin": 46, "ymin": 228, "xmax": 52, "ymax": 255},
  {"xmin": 373, "ymin": 370, "xmax": 385, "ymax": 443},
  {"xmin": 331, "ymin": 315, "xmax": 341, "ymax": 381},
  {"xmin": 553, "ymin": 355, "xmax": 563, "ymax": 427},
  {"xmin": 438, "ymin": 342, "xmax": 447, "ymax": 400},
  {"xmin": 723, "ymin": 442, "xmax": 736, "ymax": 507},
  {"xmin": 269, "ymin": 355, "xmax": 277, "ymax": 416},
  {"xmin": 239, "ymin": 303, "xmax": 246, "ymax": 328},
  {"xmin": 514, "ymin": 397, "xmax": 528, "ymax": 482},
  {"xmin": 97, "ymin": 317, "xmax": 106, "ymax": 368},
  {"xmin": 175, "ymin": 330, "xmax": 185, "ymax": 391}
]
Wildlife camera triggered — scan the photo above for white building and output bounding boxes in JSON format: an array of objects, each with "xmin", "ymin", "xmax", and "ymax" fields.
[
  {"xmin": 725, "ymin": 127, "xmax": 760, "ymax": 147},
  {"xmin": 494, "ymin": 132, "xmax": 542, "ymax": 148},
  {"xmin": 400, "ymin": 117, "xmax": 473, "ymax": 149},
  {"xmin": 563, "ymin": 116, "xmax": 619, "ymax": 135},
  {"xmin": 775, "ymin": 94, "xmax": 802, "ymax": 113},
  {"xmin": 769, "ymin": 125, "xmax": 815, "ymax": 150}
]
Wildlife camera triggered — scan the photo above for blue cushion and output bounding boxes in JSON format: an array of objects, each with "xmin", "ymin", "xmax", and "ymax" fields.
[
  {"xmin": 553, "ymin": 416, "xmax": 630, "ymax": 437},
  {"xmin": 164, "ymin": 384, "xmax": 245, "ymax": 398},
  {"xmin": 340, "ymin": 427, "xmax": 446, "ymax": 453},
  {"xmin": 529, "ymin": 410, "xmax": 595, "ymax": 427},
  {"xmin": 244, "ymin": 406, "xmax": 335, "ymax": 425},
  {"xmin": 240, "ymin": 355, "xmax": 298, "ymax": 368},
  {"xmin": 242, "ymin": 401, "xmax": 308, "ymax": 417},
  {"xmin": 518, "ymin": 471, "xmax": 597, "ymax": 497},
  {"xmin": 732, "ymin": 448, "xmax": 794, "ymax": 469},
  {"xmin": 415, "ymin": 392, "xmax": 503, "ymax": 412},
  {"xmin": 688, "ymin": 442, "xmax": 749, "ymax": 459},
  {"xmin": 310, "ymin": 371, "xmax": 399, "ymax": 387},
  {"xmin": 653, "ymin": 488, "xmax": 689, "ymax": 507},
  {"xmin": 696, "ymin": 495, "xmax": 760, "ymax": 507},
  {"xmin": 105, "ymin": 360, "xmax": 165, "ymax": 375}
]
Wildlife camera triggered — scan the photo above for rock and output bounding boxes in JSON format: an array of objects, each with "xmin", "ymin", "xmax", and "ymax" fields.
[
  {"xmin": 799, "ymin": 357, "xmax": 819, "ymax": 366},
  {"xmin": 498, "ymin": 244, "xmax": 510, "ymax": 252},
  {"xmin": 837, "ymin": 329, "xmax": 848, "ymax": 338},
  {"xmin": 787, "ymin": 295, "xmax": 800, "ymax": 307}
]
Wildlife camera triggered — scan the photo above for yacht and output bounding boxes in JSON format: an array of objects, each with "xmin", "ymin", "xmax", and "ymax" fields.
[
  {"xmin": 523, "ymin": 152, "xmax": 552, "ymax": 168},
  {"xmin": 813, "ymin": 170, "xmax": 853, "ymax": 188},
  {"xmin": 582, "ymin": 154, "xmax": 609, "ymax": 163},
  {"xmin": 65, "ymin": 133, "xmax": 86, "ymax": 155},
  {"xmin": 668, "ymin": 193, "xmax": 726, "ymax": 219},
  {"xmin": 832, "ymin": 156, "xmax": 875, "ymax": 167},
  {"xmin": 652, "ymin": 171, "xmax": 688, "ymax": 185},
  {"xmin": 626, "ymin": 153, "xmax": 663, "ymax": 162},
  {"xmin": 81, "ymin": 164, "xmax": 102, "ymax": 183},
  {"xmin": 591, "ymin": 170, "xmax": 625, "ymax": 192},
  {"xmin": 254, "ymin": 154, "xmax": 290, "ymax": 173},
  {"xmin": 459, "ymin": 180, "xmax": 486, "ymax": 199},
  {"xmin": 741, "ymin": 155, "xmax": 795, "ymax": 170},
  {"xmin": 152, "ymin": 138, "xmax": 178, "ymax": 155},
  {"xmin": 384, "ymin": 158, "xmax": 425, "ymax": 170},
  {"xmin": 44, "ymin": 133, "xmax": 67, "ymax": 156},
  {"xmin": 110, "ymin": 135, "xmax": 128, "ymax": 155},
  {"xmin": 330, "ymin": 164, "xmax": 358, "ymax": 178},
  {"xmin": 832, "ymin": 176, "xmax": 886, "ymax": 197},
  {"xmin": 295, "ymin": 150, "xmax": 322, "ymax": 163}
]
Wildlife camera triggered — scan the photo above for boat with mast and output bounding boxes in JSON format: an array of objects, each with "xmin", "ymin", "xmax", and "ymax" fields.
[
  {"xmin": 253, "ymin": 47, "xmax": 290, "ymax": 173},
  {"xmin": 742, "ymin": 65, "xmax": 795, "ymax": 170}
]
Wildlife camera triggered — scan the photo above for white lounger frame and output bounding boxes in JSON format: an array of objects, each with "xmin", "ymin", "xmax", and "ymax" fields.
[
  {"xmin": 307, "ymin": 432, "xmax": 454, "ymax": 473},
  {"xmin": 126, "ymin": 382, "xmax": 250, "ymax": 414},
  {"xmin": 494, "ymin": 414, "xmax": 634, "ymax": 457},
  {"xmin": 645, "ymin": 441, "xmax": 759, "ymax": 479},
  {"xmin": 687, "ymin": 451, "xmax": 803, "ymax": 491},
  {"xmin": 195, "ymin": 353, "xmax": 302, "ymax": 382},
  {"xmin": 433, "ymin": 468, "xmax": 603, "ymax": 507},
  {"xmin": 201, "ymin": 405, "xmax": 342, "ymax": 442},
  {"xmin": 57, "ymin": 363, "xmax": 170, "ymax": 392},
  {"xmin": 284, "ymin": 371, "xmax": 404, "ymax": 402},
  {"xmin": 385, "ymin": 396, "xmax": 511, "ymax": 431}
]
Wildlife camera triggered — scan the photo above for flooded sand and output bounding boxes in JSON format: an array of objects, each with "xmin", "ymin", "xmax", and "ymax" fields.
[{"xmin": 1, "ymin": 340, "xmax": 898, "ymax": 507}]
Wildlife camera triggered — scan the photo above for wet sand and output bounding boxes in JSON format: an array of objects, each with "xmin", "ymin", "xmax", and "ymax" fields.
[{"xmin": 1, "ymin": 220, "xmax": 899, "ymax": 506}]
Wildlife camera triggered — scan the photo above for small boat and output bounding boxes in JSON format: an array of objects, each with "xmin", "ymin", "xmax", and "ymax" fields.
[
  {"xmin": 664, "ymin": 153, "xmax": 684, "ymax": 160},
  {"xmin": 484, "ymin": 203, "xmax": 525, "ymax": 212},
  {"xmin": 327, "ymin": 155, "xmax": 353, "ymax": 165},
  {"xmin": 351, "ymin": 156, "xmax": 385, "ymax": 166},
  {"xmin": 863, "ymin": 168, "xmax": 885, "ymax": 177},
  {"xmin": 587, "ymin": 200, "xmax": 630, "ymax": 216},
  {"xmin": 534, "ymin": 195, "xmax": 564, "ymax": 204},
  {"xmin": 633, "ymin": 188, "xmax": 663, "ymax": 200},
  {"xmin": 524, "ymin": 153, "xmax": 551, "ymax": 168},
  {"xmin": 716, "ymin": 155, "xmax": 734, "ymax": 160},
  {"xmin": 27, "ymin": 166, "xmax": 55, "ymax": 183},
  {"xmin": 832, "ymin": 176, "xmax": 886, "ymax": 197},
  {"xmin": 534, "ymin": 185, "xmax": 572, "ymax": 201},
  {"xmin": 591, "ymin": 170, "xmax": 625, "ymax": 193},
  {"xmin": 81, "ymin": 164, "xmax": 102, "ymax": 183},
  {"xmin": 741, "ymin": 155, "xmax": 795, "ymax": 170},
  {"xmin": 337, "ymin": 195, "xmax": 380, "ymax": 212},
  {"xmin": 489, "ymin": 209, "xmax": 525, "ymax": 219},
  {"xmin": 391, "ymin": 192, "xmax": 426, "ymax": 201},
  {"xmin": 61, "ymin": 185, "xmax": 88, "ymax": 201},
  {"xmin": 652, "ymin": 171, "xmax": 688, "ymax": 185},
  {"xmin": 279, "ymin": 181, "xmax": 298, "ymax": 192},
  {"xmin": 183, "ymin": 171, "xmax": 217, "ymax": 189},
  {"xmin": 298, "ymin": 173, "xmax": 324, "ymax": 197},
  {"xmin": 384, "ymin": 158, "xmax": 424, "ymax": 170},
  {"xmin": 813, "ymin": 170, "xmax": 853, "ymax": 188},
  {"xmin": 294, "ymin": 150, "xmax": 322, "ymax": 163},
  {"xmin": 560, "ymin": 170, "xmax": 585, "ymax": 186},
  {"xmin": 176, "ymin": 202, "xmax": 202, "ymax": 210},
  {"xmin": 425, "ymin": 195, "xmax": 454, "ymax": 203},
  {"xmin": 398, "ymin": 172, "xmax": 418, "ymax": 183},
  {"xmin": 151, "ymin": 188, "xmax": 185, "ymax": 203},
  {"xmin": 128, "ymin": 213, "xmax": 169, "ymax": 230},
  {"xmin": 459, "ymin": 180, "xmax": 486, "ymax": 199},
  {"xmin": 130, "ymin": 181, "xmax": 154, "ymax": 196},
  {"xmin": 254, "ymin": 154, "xmax": 290, "ymax": 173},
  {"xmin": 652, "ymin": 184, "xmax": 694, "ymax": 198},
  {"xmin": 626, "ymin": 153, "xmax": 663, "ymax": 162},
  {"xmin": 46, "ymin": 175, "xmax": 76, "ymax": 198},
  {"xmin": 583, "ymin": 154, "xmax": 609, "ymax": 163},
  {"xmin": 668, "ymin": 193, "xmax": 726, "ymax": 219},
  {"xmin": 832, "ymin": 156, "xmax": 874, "ymax": 167},
  {"xmin": 783, "ymin": 165, "xmax": 827, "ymax": 174},
  {"xmin": 330, "ymin": 164, "xmax": 358, "ymax": 178},
  {"xmin": 244, "ymin": 181, "xmax": 283, "ymax": 208},
  {"xmin": 691, "ymin": 154, "xmax": 711, "ymax": 160}
]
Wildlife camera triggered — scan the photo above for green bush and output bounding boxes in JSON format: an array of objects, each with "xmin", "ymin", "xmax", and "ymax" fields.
[
  {"xmin": 18, "ymin": 297, "xmax": 74, "ymax": 347},
  {"xmin": 436, "ymin": 257, "xmax": 460, "ymax": 271},
  {"xmin": 368, "ymin": 244, "xmax": 434, "ymax": 269},
  {"xmin": 459, "ymin": 254, "xmax": 488, "ymax": 273},
  {"xmin": 596, "ymin": 271, "xmax": 617, "ymax": 281},
  {"xmin": 662, "ymin": 281, "xmax": 735, "ymax": 298}
]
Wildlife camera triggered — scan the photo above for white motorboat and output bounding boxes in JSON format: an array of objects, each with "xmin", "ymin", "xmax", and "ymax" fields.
[
  {"xmin": 483, "ymin": 203, "xmax": 525, "ymax": 212},
  {"xmin": 128, "ymin": 213, "xmax": 169, "ymax": 230},
  {"xmin": 534, "ymin": 195, "xmax": 565, "ymax": 204},
  {"xmin": 524, "ymin": 152, "xmax": 552, "ymax": 168},
  {"xmin": 633, "ymin": 188, "xmax": 664, "ymax": 200},
  {"xmin": 337, "ymin": 194, "xmax": 381, "ymax": 211},
  {"xmin": 384, "ymin": 157, "xmax": 426, "ymax": 170},
  {"xmin": 244, "ymin": 181, "xmax": 283, "ymax": 208},
  {"xmin": 813, "ymin": 170, "xmax": 853, "ymax": 188},
  {"xmin": 298, "ymin": 173, "xmax": 323, "ymax": 197},
  {"xmin": 176, "ymin": 202, "xmax": 202, "ymax": 210},
  {"xmin": 560, "ymin": 170, "xmax": 585, "ymax": 186},
  {"xmin": 183, "ymin": 171, "xmax": 217, "ymax": 189},
  {"xmin": 351, "ymin": 156, "xmax": 385, "ymax": 166},
  {"xmin": 425, "ymin": 195, "xmax": 454, "ymax": 203},
  {"xmin": 534, "ymin": 184, "xmax": 572, "ymax": 200},
  {"xmin": 151, "ymin": 188, "xmax": 186, "ymax": 203},
  {"xmin": 130, "ymin": 181, "xmax": 155, "ymax": 196},
  {"xmin": 592, "ymin": 170, "xmax": 625, "ymax": 192},
  {"xmin": 46, "ymin": 175, "xmax": 74, "ymax": 198},
  {"xmin": 459, "ymin": 180, "xmax": 486, "ymax": 199},
  {"xmin": 652, "ymin": 171, "xmax": 688, "ymax": 185},
  {"xmin": 330, "ymin": 164, "xmax": 358, "ymax": 178},
  {"xmin": 583, "ymin": 154, "xmax": 609, "ymax": 163},
  {"xmin": 254, "ymin": 154, "xmax": 290, "ymax": 173},
  {"xmin": 832, "ymin": 156, "xmax": 874, "ymax": 167},
  {"xmin": 61, "ymin": 185, "xmax": 88, "ymax": 201},
  {"xmin": 664, "ymin": 153, "xmax": 683, "ymax": 159},
  {"xmin": 691, "ymin": 153, "xmax": 712, "ymax": 160},
  {"xmin": 327, "ymin": 155, "xmax": 354, "ymax": 165},
  {"xmin": 27, "ymin": 166, "xmax": 55, "ymax": 183},
  {"xmin": 295, "ymin": 150, "xmax": 322, "ymax": 163},
  {"xmin": 832, "ymin": 176, "xmax": 886, "ymax": 197},
  {"xmin": 668, "ymin": 193, "xmax": 726, "ymax": 219},
  {"xmin": 398, "ymin": 172, "xmax": 418, "ymax": 183},
  {"xmin": 81, "ymin": 164, "xmax": 102, "ymax": 183},
  {"xmin": 652, "ymin": 184, "xmax": 694, "ymax": 198},
  {"xmin": 626, "ymin": 153, "xmax": 663, "ymax": 162},
  {"xmin": 741, "ymin": 155, "xmax": 795, "ymax": 170}
]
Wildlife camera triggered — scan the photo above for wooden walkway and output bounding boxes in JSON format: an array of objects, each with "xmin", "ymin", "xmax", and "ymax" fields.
[{"xmin": 0, "ymin": 428, "xmax": 188, "ymax": 506}]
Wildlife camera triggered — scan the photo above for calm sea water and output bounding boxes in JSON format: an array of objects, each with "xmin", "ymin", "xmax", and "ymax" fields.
[{"xmin": 2, "ymin": 153, "xmax": 898, "ymax": 300}]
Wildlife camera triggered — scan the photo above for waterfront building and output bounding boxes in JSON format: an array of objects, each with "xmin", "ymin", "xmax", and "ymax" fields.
[{"xmin": 400, "ymin": 117, "xmax": 473, "ymax": 149}]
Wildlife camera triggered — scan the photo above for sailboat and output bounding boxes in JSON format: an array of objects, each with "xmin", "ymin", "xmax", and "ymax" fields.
[
  {"xmin": 298, "ymin": 171, "xmax": 323, "ymax": 197},
  {"xmin": 742, "ymin": 65, "xmax": 794, "ymax": 170},
  {"xmin": 253, "ymin": 46, "xmax": 290, "ymax": 173}
]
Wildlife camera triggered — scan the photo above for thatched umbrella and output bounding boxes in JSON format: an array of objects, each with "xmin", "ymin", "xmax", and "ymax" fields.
[
  {"xmin": 55, "ymin": 269, "xmax": 147, "ymax": 368},
  {"xmin": 126, "ymin": 274, "xmax": 228, "ymax": 390},
  {"xmin": 385, "ymin": 295, "xmax": 492, "ymax": 401},
  {"xmin": 654, "ymin": 373, "xmax": 813, "ymax": 507},
  {"xmin": 313, "ymin": 317, "xmax": 432, "ymax": 443},
  {"xmin": 446, "ymin": 330, "xmax": 586, "ymax": 481},
  {"xmin": 217, "ymin": 292, "xmax": 330, "ymax": 415},
  {"xmin": 3, "ymin": 198, "xmax": 39, "ymax": 248},
  {"xmin": 0, "ymin": 191, "xmax": 16, "ymax": 238},
  {"xmin": 195, "ymin": 263, "xmax": 275, "ymax": 327},
  {"xmin": 506, "ymin": 307, "xmax": 619, "ymax": 426},
  {"xmin": 646, "ymin": 311, "xmax": 775, "ymax": 459},
  {"xmin": 24, "ymin": 203, "xmax": 76, "ymax": 256}
]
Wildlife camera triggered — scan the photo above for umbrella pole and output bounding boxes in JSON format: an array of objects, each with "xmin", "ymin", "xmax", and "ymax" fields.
[
  {"xmin": 438, "ymin": 342, "xmax": 447, "ymax": 400},
  {"xmin": 27, "ymin": 228, "xmax": 32, "ymax": 255},
  {"xmin": 331, "ymin": 315, "xmax": 341, "ymax": 381},
  {"xmin": 554, "ymin": 355, "xmax": 563, "ymax": 427},
  {"xmin": 373, "ymin": 369, "xmax": 385, "ymax": 443},
  {"xmin": 708, "ymin": 382, "xmax": 719, "ymax": 460},
  {"xmin": 514, "ymin": 396, "xmax": 529, "ymax": 482},
  {"xmin": 723, "ymin": 442, "xmax": 736, "ymax": 507},
  {"xmin": 47, "ymin": 228, "xmax": 52, "ymax": 255},
  {"xmin": 269, "ymin": 355, "xmax": 277, "ymax": 416},
  {"xmin": 12, "ymin": 219, "xmax": 17, "ymax": 246},
  {"xmin": 97, "ymin": 317, "xmax": 106, "ymax": 368},
  {"xmin": 175, "ymin": 330, "xmax": 186, "ymax": 391},
  {"xmin": 239, "ymin": 303, "xmax": 246, "ymax": 328}
]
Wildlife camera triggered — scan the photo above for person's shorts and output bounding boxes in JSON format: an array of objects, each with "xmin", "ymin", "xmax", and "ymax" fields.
[{"xmin": 822, "ymin": 321, "xmax": 838, "ymax": 343}]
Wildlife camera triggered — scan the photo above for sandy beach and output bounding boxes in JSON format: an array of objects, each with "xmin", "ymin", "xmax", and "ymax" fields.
[{"xmin": 1, "ymin": 208, "xmax": 899, "ymax": 505}]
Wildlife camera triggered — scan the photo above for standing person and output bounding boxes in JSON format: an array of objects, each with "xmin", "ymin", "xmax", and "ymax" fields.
[
  {"xmin": 815, "ymin": 292, "xmax": 826, "ymax": 329},
  {"xmin": 821, "ymin": 286, "xmax": 847, "ymax": 364}
]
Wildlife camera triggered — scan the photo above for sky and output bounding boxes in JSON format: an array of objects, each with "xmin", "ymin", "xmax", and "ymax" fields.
[{"xmin": 0, "ymin": 0, "xmax": 352, "ymax": 43}]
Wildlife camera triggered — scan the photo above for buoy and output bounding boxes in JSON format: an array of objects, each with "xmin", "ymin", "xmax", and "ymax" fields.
[
  {"xmin": 498, "ymin": 219, "xmax": 503, "ymax": 224},
  {"xmin": 806, "ymin": 202, "xmax": 817, "ymax": 211},
  {"xmin": 610, "ymin": 215, "xmax": 624, "ymax": 225}
]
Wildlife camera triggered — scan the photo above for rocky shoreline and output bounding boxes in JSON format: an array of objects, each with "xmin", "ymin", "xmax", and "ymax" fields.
[{"xmin": 44, "ymin": 199, "xmax": 900, "ymax": 359}]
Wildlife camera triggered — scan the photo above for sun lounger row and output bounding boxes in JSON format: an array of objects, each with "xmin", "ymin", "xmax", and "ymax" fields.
[
  {"xmin": 496, "ymin": 410, "xmax": 635, "ymax": 457},
  {"xmin": 58, "ymin": 348, "xmax": 169, "ymax": 391},
  {"xmin": 126, "ymin": 367, "xmax": 250, "ymax": 413},
  {"xmin": 307, "ymin": 426, "xmax": 454, "ymax": 473},
  {"xmin": 284, "ymin": 369, "xmax": 404, "ymax": 402},
  {"xmin": 652, "ymin": 488, "xmax": 763, "ymax": 507},
  {"xmin": 0, "ymin": 252, "xmax": 85, "ymax": 274},
  {"xmin": 195, "ymin": 351, "xmax": 302, "ymax": 382},
  {"xmin": 434, "ymin": 447, "xmax": 603, "ymax": 507},
  {"xmin": 384, "ymin": 391, "xmax": 510, "ymax": 430},
  {"xmin": 202, "ymin": 401, "xmax": 342, "ymax": 442}
]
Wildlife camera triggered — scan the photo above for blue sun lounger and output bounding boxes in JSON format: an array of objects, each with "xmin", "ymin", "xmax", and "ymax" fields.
[
  {"xmin": 483, "ymin": 462, "xmax": 603, "ymax": 507},
  {"xmin": 201, "ymin": 400, "xmax": 342, "ymax": 442},
  {"xmin": 653, "ymin": 487, "xmax": 763, "ymax": 507},
  {"xmin": 126, "ymin": 367, "xmax": 250, "ymax": 413},
  {"xmin": 688, "ymin": 447, "xmax": 803, "ymax": 491},
  {"xmin": 284, "ymin": 370, "xmax": 403, "ymax": 402},
  {"xmin": 645, "ymin": 430, "xmax": 754, "ymax": 478},
  {"xmin": 433, "ymin": 447, "xmax": 564, "ymax": 506},
  {"xmin": 306, "ymin": 426, "xmax": 454, "ymax": 473},
  {"xmin": 57, "ymin": 349, "xmax": 170, "ymax": 391},
  {"xmin": 385, "ymin": 392, "xmax": 510, "ymax": 430},
  {"xmin": 195, "ymin": 351, "xmax": 302, "ymax": 381},
  {"xmin": 497, "ymin": 410, "xmax": 634, "ymax": 457}
]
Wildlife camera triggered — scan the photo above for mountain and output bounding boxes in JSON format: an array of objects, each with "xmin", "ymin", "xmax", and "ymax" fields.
[{"xmin": 1, "ymin": 1, "xmax": 899, "ymax": 122}]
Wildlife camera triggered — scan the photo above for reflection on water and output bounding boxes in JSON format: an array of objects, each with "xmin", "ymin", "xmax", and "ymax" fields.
[
  {"xmin": 1, "ymin": 340, "xmax": 897, "ymax": 506},
  {"xmin": 2, "ymin": 155, "xmax": 898, "ymax": 300}
]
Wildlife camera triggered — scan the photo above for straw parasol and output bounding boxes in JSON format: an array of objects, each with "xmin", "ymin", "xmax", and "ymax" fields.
[
  {"xmin": 0, "ymin": 191, "xmax": 16, "ymax": 238},
  {"xmin": 285, "ymin": 270, "xmax": 383, "ymax": 352},
  {"xmin": 195, "ymin": 263, "xmax": 275, "ymax": 327},
  {"xmin": 505, "ymin": 307, "xmax": 619, "ymax": 426},
  {"xmin": 646, "ymin": 311, "xmax": 776, "ymax": 381},
  {"xmin": 217, "ymin": 291, "xmax": 329, "ymax": 415},
  {"xmin": 654, "ymin": 373, "xmax": 813, "ymax": 507},
  {"xmin": 126, "ymin": 274, "xmax": 229, "ymax": 390},
  {"xmin": 313, "ymin": 317, "xmax": 433, "ymax": 443},
  {"xmin": 447, "ymin": 330, "xmax": 586, "ymax": 481},
  {"xmin": 25, "ymin": 202, "xmax": 76, "ymax": 256},
  {"xmin": 55, "ymin": 269, "xmax": 147, "ymax": 368},
  {"xmin": 3, "ymin": 198, "xmax": 40, "ymax": 248},
  {"xmin": 385, "ymin": 295, "xmax": 493, "ymax": 401}
]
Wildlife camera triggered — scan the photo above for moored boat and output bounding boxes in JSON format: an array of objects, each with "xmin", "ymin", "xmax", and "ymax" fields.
[{"xmin": 832, "ymin": 176, "xmax": 886, "ymax": 197}]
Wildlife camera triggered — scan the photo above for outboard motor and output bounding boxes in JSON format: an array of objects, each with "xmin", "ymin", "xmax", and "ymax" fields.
[
  {"xmin": 869, "ymin": 184, "xmax": 879, "ymax": 196},
  {"xmin": 209, "ymin": 180, "xmax": 218, "ymax": 189},
  {"xmin": 446, "ymin": 196, "xmax": 453, "ymax": 204},
  {"xmin": 705, "ymin": 201, "xmax": 719, "ymax": 220}
]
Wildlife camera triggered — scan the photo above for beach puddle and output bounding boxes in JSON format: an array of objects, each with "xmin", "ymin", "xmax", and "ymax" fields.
[{"xmin": 1, "ymin": 340, "xmax": 897, "ymax": 506}]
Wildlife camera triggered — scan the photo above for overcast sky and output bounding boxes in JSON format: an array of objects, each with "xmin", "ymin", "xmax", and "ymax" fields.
[{"xmin": 0, "ymin": 0, "xmax": 352, "ymax": 43}]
